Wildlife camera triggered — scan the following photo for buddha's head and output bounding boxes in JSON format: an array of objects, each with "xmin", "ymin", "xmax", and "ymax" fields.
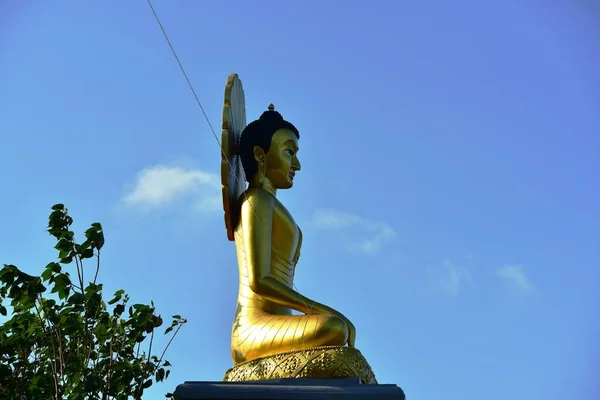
[{"xmin": 239, "ymin": 105, "xmax": 301, "ymax": 190}]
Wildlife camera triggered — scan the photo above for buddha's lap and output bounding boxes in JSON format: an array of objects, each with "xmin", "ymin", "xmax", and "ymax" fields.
[{"xmin": 232, "ymin": 313, "xmax": 348, "ymax": 349}]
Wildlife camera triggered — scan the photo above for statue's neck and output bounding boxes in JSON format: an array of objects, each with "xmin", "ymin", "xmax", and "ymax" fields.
[{"xmin": 249, "ymin": 176, "xmax": 277, "ymax": 197}]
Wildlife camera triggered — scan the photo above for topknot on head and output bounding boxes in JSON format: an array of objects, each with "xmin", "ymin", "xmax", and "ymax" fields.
[{"xmin": 260, "ymin": 104, "xmax": 283, "ymax": 121}]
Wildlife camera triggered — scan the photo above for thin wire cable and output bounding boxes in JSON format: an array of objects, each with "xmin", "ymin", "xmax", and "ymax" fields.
[
  {"xmin": 145, "ymin": 0, "xmax": 316, "ymax": 317},
  {"xmin": 145, "ymin": 0, "xmax": 220, "ymax": 149}
]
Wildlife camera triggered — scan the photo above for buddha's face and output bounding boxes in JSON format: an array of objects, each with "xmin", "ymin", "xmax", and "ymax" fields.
[{"xmin": 254, "ymin": 128, "xmax": 301, "ymax": 189}]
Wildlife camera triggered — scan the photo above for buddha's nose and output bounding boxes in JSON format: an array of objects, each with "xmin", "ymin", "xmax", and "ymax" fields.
[{"xmin": 293, "ymin": 156, "xmax": 301, "ymax": 171}]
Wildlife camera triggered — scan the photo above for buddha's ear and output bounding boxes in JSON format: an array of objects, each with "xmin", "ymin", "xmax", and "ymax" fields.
[{"xmin": 252, "ymin": 146, "xmax": 266, "ymax": 163}]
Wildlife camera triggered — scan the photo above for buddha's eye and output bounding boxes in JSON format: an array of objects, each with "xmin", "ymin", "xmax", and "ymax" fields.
[{"xmin": 285, "ymin": 149, "xmax": 295, "ymax": 156}]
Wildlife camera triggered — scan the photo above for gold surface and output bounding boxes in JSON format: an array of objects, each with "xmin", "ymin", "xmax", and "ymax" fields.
[
  {"xmin": 221, "ymin": 73, "xmax": 247, "ymax": 241},
  {"xmin": 223, "ymin": 346, "xmax": 378, "ymax": 384},
  {"xmin": 222, "ymin": 74, "xmax": 367, "ymax": 380}
]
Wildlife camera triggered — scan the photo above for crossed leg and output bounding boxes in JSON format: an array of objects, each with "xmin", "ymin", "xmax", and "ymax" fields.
[{"xmin": 231, "ymin": 313, "xmax": 349, "ymax": 364}]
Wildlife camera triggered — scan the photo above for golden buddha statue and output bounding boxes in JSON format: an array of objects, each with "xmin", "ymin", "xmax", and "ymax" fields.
[{"xmin": 220, "ymin": 74, "xmax": 376, "ymax": 383}]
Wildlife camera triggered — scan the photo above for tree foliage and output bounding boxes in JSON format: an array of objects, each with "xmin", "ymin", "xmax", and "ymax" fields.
[{"xmin": 0, "ymin": 204, "xmax": 186, "ymax": 399}]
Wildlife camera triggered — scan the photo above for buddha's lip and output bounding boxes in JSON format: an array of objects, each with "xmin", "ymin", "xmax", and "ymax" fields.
[{"xmin": 288, "ymin": 171, "xmax": 296, "ymax": 178}]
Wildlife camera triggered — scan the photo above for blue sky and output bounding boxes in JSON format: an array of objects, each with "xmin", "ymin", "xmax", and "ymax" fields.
[{"xmin": 1, "ymin": 1, "xmax": 599, "ymax": 399}]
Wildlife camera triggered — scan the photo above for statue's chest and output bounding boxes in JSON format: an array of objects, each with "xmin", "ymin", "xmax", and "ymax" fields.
[
  {"xmin": 269, "ymin": 203, "xmax": 300, "ymax": 287},
  {"xmin": 271, "ymin": 203, "xmax": 299, "ymax": 257}
]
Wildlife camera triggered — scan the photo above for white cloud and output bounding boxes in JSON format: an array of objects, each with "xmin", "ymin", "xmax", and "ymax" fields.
[
  {"xmin": 122, "ymin": 165, "xmax": 220, "ymax": 211},
  {"xmin": 497, "ymin": 265, "xmax": 538, "ymax": 294},
  {"xmin": 194, "ymin": 195, "xmax": 222, "ymax": 213},
  {"xmin": 430, "ymin": 259, "xmax": 476, "ymax": 296},
  {"xmin": 311, "ymin": 209, "xmax": 395, "ymax": 254},
  {"xmin": 312, "ymin": 209, "xmax": 362, "ymax": 229}
]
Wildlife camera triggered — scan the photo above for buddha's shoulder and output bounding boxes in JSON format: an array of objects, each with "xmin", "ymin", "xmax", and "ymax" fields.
[
  {"xmin": 241, "ymin": 189, "xmax": 292, "ymax": 220},
  {"xmin": 241, "ymin": 188, "xmax": 275, "ymax": 208}
]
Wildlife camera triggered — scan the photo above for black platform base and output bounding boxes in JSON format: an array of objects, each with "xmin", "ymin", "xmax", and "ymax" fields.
[{"xmin": 173, "ymin": 377, "xmax": 406, "ymax": 400}]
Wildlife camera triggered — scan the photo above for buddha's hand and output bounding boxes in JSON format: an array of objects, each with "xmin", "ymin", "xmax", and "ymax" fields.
[
  {"xmin": 310, "ymin": 303, "xmax": 356, "ymax": 348},
  {"xmin": 346, "ymin": 319, "xmax": 356, "ymax": 348}
]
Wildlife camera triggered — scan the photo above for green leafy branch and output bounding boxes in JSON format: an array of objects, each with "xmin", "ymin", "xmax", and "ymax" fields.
[{"xmin": 0, "ymin": 204, "xmax": 186, "ymax": 399}]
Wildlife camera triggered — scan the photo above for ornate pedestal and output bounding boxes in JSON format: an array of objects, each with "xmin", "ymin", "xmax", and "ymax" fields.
[
  {"xmin": 173, "ymin": 346, "xmax": 405, "ymax": 400},
  {"xmin": 223, "ymin": 346, "xmax": 377, "ymax": 384},
  {"xmin": 174, "ymin": 377, "xmax": 406, "ymax": 400}
]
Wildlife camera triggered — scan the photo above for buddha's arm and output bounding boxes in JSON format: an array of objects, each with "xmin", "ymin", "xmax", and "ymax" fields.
[
  {"xmin": 241, "ymin": 190, "xmax": 335, "ymax": 315},
  {"xmin": 291, "ymin": 228, "xmax": 355, "ymax": 347}
]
